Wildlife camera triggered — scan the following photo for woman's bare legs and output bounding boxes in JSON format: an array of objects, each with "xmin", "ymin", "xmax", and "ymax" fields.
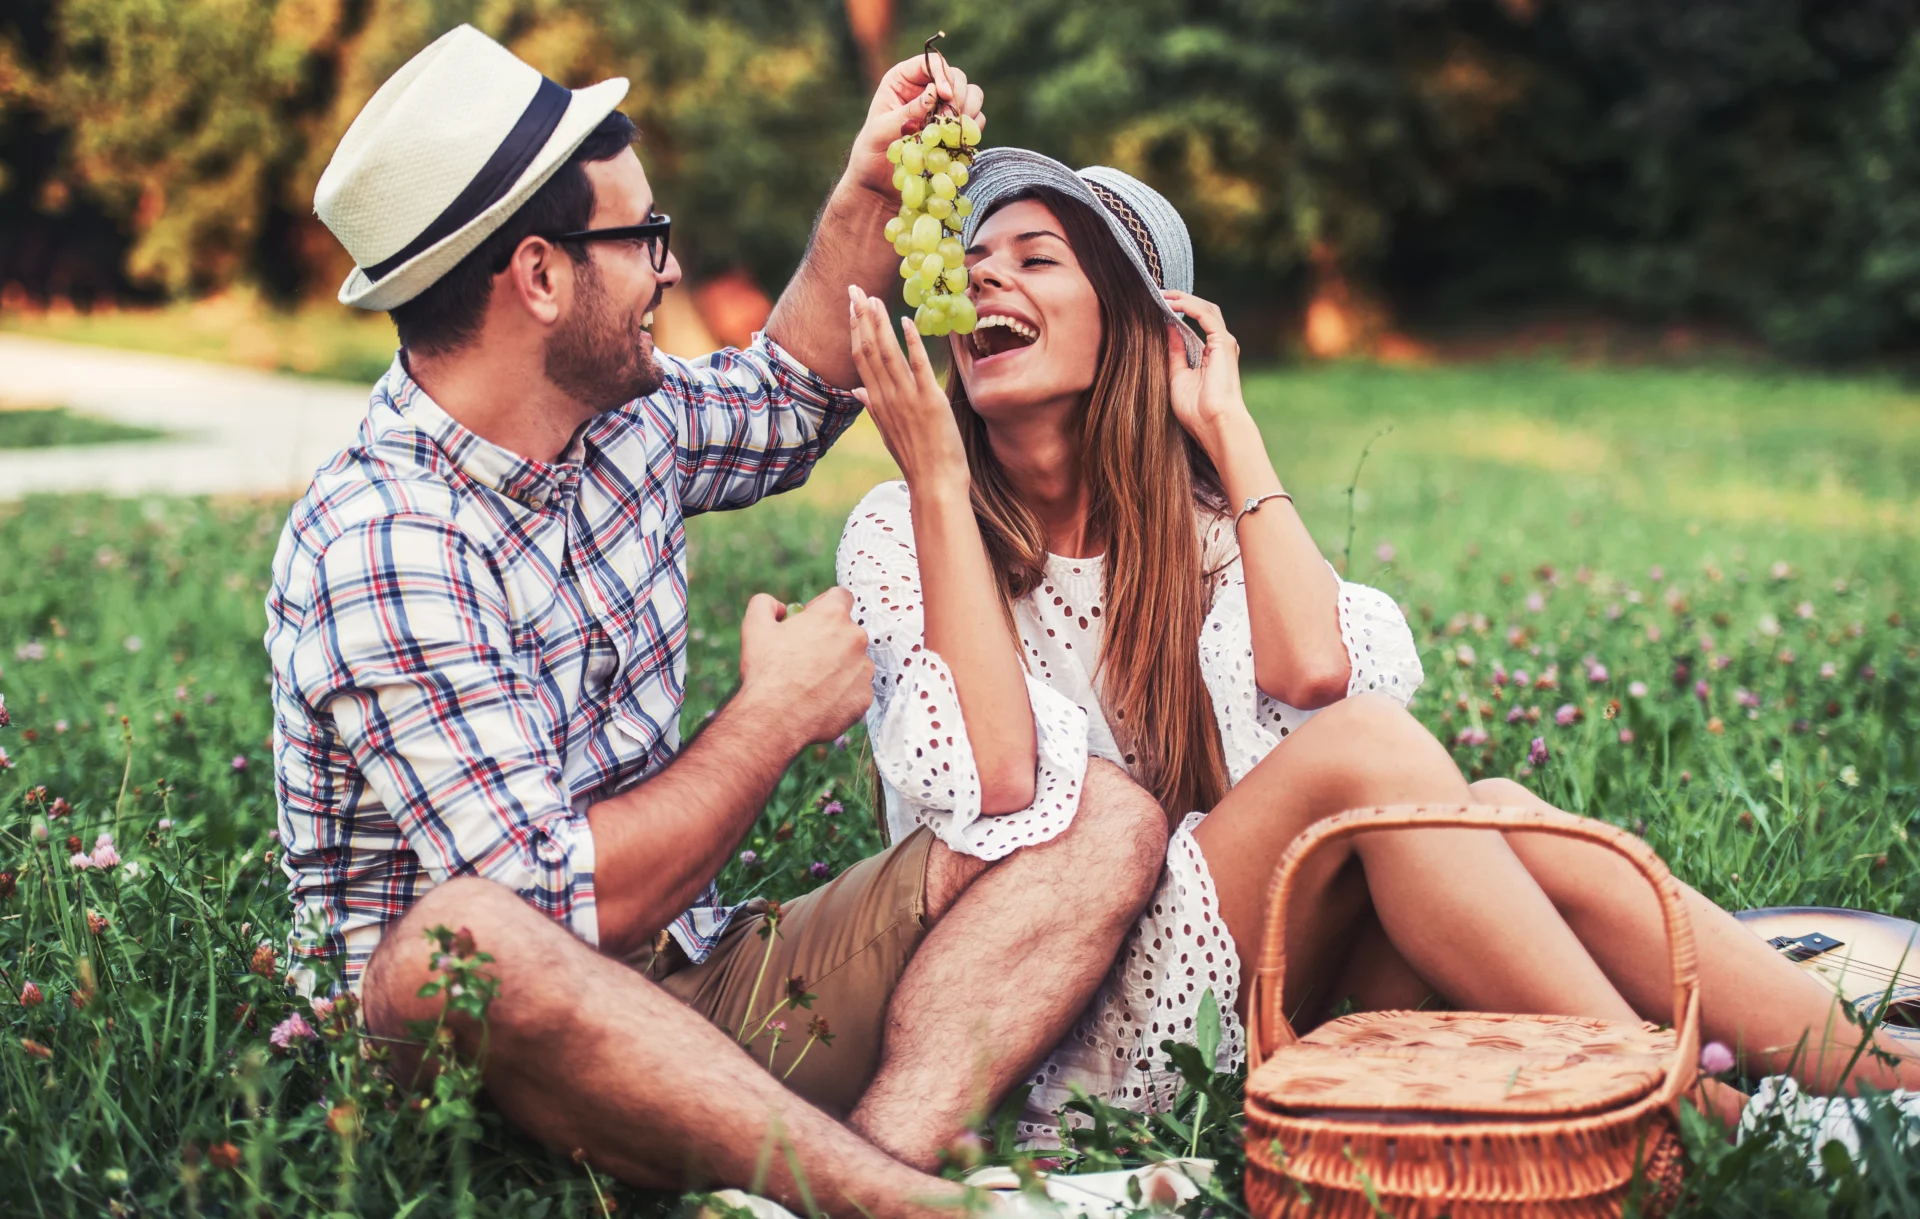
[
  {"xmin": 1191, "ymin": 693, "xmax": 1641, "ymax": 1028},
  {"xmin": 1471, "ymin": 776, "xmax": 1920, "ymax": 1096}
]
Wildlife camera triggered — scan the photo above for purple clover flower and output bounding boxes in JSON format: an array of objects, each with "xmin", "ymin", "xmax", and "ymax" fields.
[
  {"xmin": 808, "ymin": 861, "xmax": 832, "ymax": 880},
  {"xmin": 1699, "ymin": 1041, "xmax": 1735, "ymax": 1075},
  {"xmin": 269, "ymin": 1013, "xmax": 316, "ymax": 1051},
  {"xmin": 1527, "ymin": 737, "xmax": 1550, "ymax": 767}
]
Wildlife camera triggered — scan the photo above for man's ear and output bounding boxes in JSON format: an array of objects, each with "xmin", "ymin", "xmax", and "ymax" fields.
[{"xmin": 501, "ymin": 236, "xmax": 567, "ymax": 326}]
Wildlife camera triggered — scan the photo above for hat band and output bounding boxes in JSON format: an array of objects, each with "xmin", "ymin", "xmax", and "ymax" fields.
[
  {"xmin": 1084, "ymin": 180, "xmax": 1165, "ymax": 288},
  {"xmin": 364, "ymin": 76, "xmax": 571, "ymax": 283}
]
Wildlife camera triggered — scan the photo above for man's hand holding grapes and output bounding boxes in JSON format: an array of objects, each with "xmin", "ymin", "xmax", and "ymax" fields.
[{"xmin": 760, "ymin": 48, "xmax": 986, "ymax": 389}]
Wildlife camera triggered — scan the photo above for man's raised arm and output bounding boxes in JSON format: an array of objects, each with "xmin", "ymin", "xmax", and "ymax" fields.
[{"xmin": 762, "ymin": 52, "xmax": 985, "ymax": 388}]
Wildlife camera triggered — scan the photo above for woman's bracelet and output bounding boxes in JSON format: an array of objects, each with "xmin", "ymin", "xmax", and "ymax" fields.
[{"xmin": 1233, "ymin": 491, "xmax": 1293, "ymax": 531}]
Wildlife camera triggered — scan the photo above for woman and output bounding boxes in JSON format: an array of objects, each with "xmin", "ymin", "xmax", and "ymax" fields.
[{"xmin": 837, "ymin": 148, "xmax": 1915, "ymax": 1137}]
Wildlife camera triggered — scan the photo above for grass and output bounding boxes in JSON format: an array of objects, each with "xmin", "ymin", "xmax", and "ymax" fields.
[
  {"xmin": 0, "ymin": 355, "xmax": 1916, "ymax": 1215},
  {"xmin": 0, "ymin": 406, "xmax": 167, "ymax": 450},
  {"xmin": 0, "ymin": 294, "xmax": 400, "ymax": 384}
]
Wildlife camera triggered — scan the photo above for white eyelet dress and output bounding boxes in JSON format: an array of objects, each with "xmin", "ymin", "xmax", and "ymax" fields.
[{"xmin": 836, "ymin": 481, "xmax": 1425, "ymax": 1139}]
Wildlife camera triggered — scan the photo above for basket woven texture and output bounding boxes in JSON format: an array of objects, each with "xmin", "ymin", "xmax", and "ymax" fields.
[{"xmin": 1243, "ymin": 805, "xmax": 1700, "ymax": 1219}]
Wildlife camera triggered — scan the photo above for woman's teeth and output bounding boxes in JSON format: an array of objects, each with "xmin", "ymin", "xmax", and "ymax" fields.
[
  {"xmin": 642, "ymin": 311, "xmax": 655, "ymax": 328},
  {"xmin": 975, "ymin": 315, "xmax": 1037, "ymax": 341},
  {"xmin": 971, "ymin": 314, "xmax": 1039, "ymax": 357}
]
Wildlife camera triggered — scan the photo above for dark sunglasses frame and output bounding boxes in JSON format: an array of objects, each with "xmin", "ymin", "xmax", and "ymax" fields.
[{"xmin": 527, "ymin": 215, "xmax": 673, "ymax": 273}]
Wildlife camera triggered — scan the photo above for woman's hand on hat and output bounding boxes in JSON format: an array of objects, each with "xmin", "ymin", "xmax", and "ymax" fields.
[
  {"xmin": 1163, "ymin": 290, "xmax": 1250, "ymax": 453},
  {"xmin": 847, "ymin": 285, "xmax": 970, "ymax": 498},
  {"xmin": 845, "ymin": 51, "xmax": 986, "ymax": 201}
]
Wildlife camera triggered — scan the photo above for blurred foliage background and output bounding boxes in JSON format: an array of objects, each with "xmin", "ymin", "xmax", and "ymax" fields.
[{"xmin": 8, "ymin": 0, "xmax": 1920, "ymax": 361}]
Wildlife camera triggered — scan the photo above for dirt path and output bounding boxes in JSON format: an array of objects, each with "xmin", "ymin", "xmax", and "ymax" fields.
[{"xmin": 0, "ymin": 334, "xmax": 371, "ymax": 500}]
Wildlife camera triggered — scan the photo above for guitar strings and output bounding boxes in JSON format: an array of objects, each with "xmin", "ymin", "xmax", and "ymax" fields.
[{"xmin": 1771, "ymin": 952, "xmax": 1920, "ymax": 991}]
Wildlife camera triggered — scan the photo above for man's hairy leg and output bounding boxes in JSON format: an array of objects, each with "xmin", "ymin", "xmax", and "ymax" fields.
[
  {"xmin": 849, "ymin": 760, "xmax": 1169, "ymax": 1169},
  {"xmin": 362, "ymin": 878, "xmax": 963, "ymax": 1219}
]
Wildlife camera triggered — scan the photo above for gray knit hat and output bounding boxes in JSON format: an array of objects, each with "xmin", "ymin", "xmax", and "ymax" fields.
[{"xmin": 959, "ymin": 147, "xmax": 1203, "ymax": 367}]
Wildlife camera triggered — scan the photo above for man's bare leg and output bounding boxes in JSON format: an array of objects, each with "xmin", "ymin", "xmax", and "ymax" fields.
[
  {"xmin": 1470, "ymin": 776, "xmax": 1920, "ymax": 1096},
  {"xmin": 850, "ymin": 759, "xmax": 1169, "ymax": 1168},
  {"xmin": 361, "ymin": 877, "xmax": 962, "ymax": 1219}
]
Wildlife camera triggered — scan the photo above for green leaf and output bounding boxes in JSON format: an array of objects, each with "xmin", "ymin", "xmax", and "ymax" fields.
[{"xmin": 1196, "ymin": 986, "xmax": 1221, "ymax": 1071}]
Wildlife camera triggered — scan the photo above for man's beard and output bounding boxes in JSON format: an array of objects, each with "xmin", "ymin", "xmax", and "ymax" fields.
[{"xmin": 544, "ymin": 260, "xmax": 665, "ymax": 411}]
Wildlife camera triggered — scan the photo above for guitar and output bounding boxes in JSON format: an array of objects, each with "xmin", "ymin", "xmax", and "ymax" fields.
[{"xmin": 1736, "ymin": 906, "xmax": 1920, "ymax": 1041}]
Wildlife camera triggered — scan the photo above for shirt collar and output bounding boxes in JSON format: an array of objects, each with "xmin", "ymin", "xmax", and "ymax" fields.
[{"xmin": 375, "ymin": 353, "xmax": 585, "ymax": 512}]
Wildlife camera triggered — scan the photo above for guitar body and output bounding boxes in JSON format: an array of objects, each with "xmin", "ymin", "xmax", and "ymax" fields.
[{"xmin": 1736, "ymin": 906, "xmax": 1920, "ymax": 1041}]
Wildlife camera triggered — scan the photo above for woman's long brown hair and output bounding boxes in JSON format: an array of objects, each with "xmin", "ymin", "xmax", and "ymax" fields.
[{"xmin": 950, "ymin": 185, "xmax": 1231, "ymax": 818}]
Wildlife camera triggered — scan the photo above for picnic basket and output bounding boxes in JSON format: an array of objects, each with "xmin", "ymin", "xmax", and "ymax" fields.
[{"xmin": 1244, "ymin": 805, "xmax": 1699, "ymax": 1219}]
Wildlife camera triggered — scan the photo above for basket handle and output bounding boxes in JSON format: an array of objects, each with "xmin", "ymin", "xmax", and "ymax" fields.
[{"xmin": 1245, "ymin": 803, "xmax": 1701, "ymax": 1108}]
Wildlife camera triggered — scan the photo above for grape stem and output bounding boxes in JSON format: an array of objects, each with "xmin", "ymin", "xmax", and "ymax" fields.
[{"xmin": 923, "ymin": 32, "xmax": 955, "ymax": 121}]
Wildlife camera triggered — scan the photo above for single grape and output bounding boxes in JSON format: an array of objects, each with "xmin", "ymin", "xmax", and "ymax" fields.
[
  {"xmin": 942, "ymin": 267, "xmax": 968, "ymax": 293},
  {"xmin": 911, "ymin": 214, "xmax": 943, "ymax": 253},
  {"xmin": 901, "ymin": 175, "xmax": 927, "ymax": 211},
  {"xmin": 883, "ymin": 217, "xmax": 905, "ymax": 244},
  {"xmin": 942, "ymin": 212, "xmax": 963, "ymax": 232},
  {"xmin": 937, "ymin": 237, "xmax": 965, "ymax": 263},
  {"xmin": 926, "ymin": 147, "xmax": 951, "ymax": 175},
  {"xmin": 901, "ymin": 140, "xmax": 925, "ymax": 175},
  {"xmin": 914, "ymin": 301, "xmax": 945, "ymax": 336},
  {"xmin": 894, "ymin": 231, "xmax": 915, "ymax": 257},
  {"xmin": 930, "ymin": 172, "xmax": 957, "ymax": 201},
  {"xmin": 948, "ymin": 162, "xmax": 969, "ymax": 190},
  {"xmin": 954, "ymin": 196, "xmax": 974, "ymax": 218},
  {"xmin": 960, "ymin": 114, "xmax": 981, "ymax": 146},
  {"xmin": 892, "ymin": 165, "xmax": 908, "ymax": 193},
  {"xmin": 887, "ymin": 138, "xmax": 904, "ymax": 165},
  {"xmin": 939, "ymin": 121, "xmax": 962, "ymax": 149},
  {"xmin": 920, "ymin": 252, "xmax": 946, "ymax": 278},
  {"xmin": 925, "ymin": 195, "xmax": 953, "ymax": 220},
  {"xmin": 949, "ymin": 294, "xmax": 977, "ymax": 333},
  {"xmin": 903, "ymin": 277, "xmax": 926, "ymax": 308},
  {"xmin": 900, "ymin": 255, "xmax": 918, "ymax": 279}
]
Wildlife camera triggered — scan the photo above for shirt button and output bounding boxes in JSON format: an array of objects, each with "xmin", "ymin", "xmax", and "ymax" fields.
[{"xmin": 526, "ymin": 495, "xmax": 546, "ymax": 511}]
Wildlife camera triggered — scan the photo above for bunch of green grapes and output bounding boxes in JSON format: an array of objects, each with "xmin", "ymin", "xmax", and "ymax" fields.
[{"xmin": 883, "ymin": 109, "xmax": 982, "ymax": 336}]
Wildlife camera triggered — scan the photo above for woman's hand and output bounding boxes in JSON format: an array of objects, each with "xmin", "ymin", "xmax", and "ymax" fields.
[
  {"xmin": 1164, "ymin": 290, "xmax": 1252, "ymax": 454},
  {"xmin": 848, "ymin": 285, "xmax": 970, "ymax": 497}
]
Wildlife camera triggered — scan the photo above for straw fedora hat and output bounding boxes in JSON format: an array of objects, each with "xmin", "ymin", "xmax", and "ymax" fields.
[{"xmin": 315, "ymin": 24, "xmax": 629, "ymax": 311}]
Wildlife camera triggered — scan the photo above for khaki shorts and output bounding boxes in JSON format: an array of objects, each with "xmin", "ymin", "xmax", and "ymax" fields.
[{"xmin": 632, "ymin": 827, "xmax": 936, "ymax": 1116}]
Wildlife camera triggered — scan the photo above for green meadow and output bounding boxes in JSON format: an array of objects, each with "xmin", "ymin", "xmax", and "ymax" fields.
[{"xmin": 2, "ymin": 357, "xmax": 1916, "ymax": 1215}]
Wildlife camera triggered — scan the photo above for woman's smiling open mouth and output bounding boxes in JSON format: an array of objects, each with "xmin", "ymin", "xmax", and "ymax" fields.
[{"xmin": 970, "ymin": 312, "xmax": 1040, "ymax": 360}]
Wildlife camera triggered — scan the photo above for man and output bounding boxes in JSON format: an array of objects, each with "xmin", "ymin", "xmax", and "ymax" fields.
[{"xmin": 265, "ymin": 25, "xmax": 1167, "ymax": 1214}]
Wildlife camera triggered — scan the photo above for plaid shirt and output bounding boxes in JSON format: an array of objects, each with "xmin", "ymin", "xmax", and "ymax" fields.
[{"xmin": 265, "ymin": 334, "xmax": 860, "ymax": 989}]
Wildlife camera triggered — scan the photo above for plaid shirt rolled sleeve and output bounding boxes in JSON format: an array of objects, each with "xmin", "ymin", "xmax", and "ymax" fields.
[
  {"xmin": 268, "ymin": 332, "xmax": 860, "ymax": 991},
  {"xmin": 292, "ymin": 513, "xmax": 595, "ymax": 939},
  {"xmin": 662, "ymin": 339, "xmax": 865, "ymax": 513}
]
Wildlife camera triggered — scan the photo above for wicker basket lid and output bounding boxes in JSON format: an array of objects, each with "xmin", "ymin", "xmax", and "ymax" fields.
[{"xmin": 1249, "ymin": 1011, "xmax": 1677, "ymax": 1119}]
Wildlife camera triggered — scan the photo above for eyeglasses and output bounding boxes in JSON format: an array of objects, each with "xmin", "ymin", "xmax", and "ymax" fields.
[{"xmin": 538, "ymin": 214, "xmax": 673, "ymax": 273}]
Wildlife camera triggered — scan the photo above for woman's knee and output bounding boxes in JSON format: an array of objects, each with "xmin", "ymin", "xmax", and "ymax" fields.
[
  {"xmin": 1468, "ymin": 777, "xmax": 1539, "ymax": 806},
  {"xmin": 1312, "ymin": 692, "xmax": 1431, "ymax": 748}
]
